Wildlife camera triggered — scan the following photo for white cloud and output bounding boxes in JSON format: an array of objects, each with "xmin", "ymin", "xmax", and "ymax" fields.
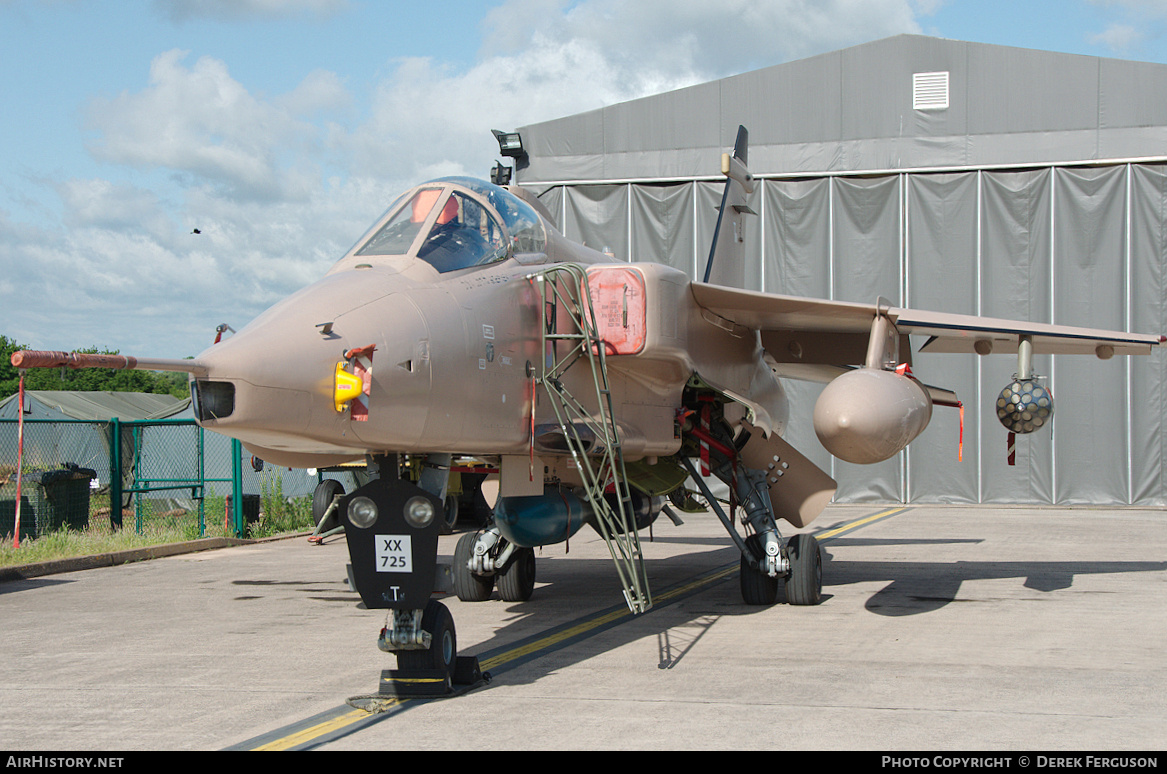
[
  {"xmin": 345, "ymin": 33, "xmax": 688, "ymax": 184},
  {"xmin": 278, "ymin": 69, "xmax": 352, "ymax": 117},
  {"xmin": 57, "ymin": 179, "xmax": 172, "ymax": 239},
  {"xmin": 8, "ymin": 0, "xmax": 930, "ymax": 356},
  {"xmin": 482, "ymin": 0, "xmax": 923, "ymax": 80},
  {"xmin": 85, "ymin": 50, "xmax": 325, "ymax": 202},
  {"xmin": 153, "ymin": 0, "xmax": 350, "ymax": 23},
  {"xmin": 1088, "ymin": 1, "xmax": 1167, "ymax": 52},
  {"xmin": 1090, "ymin": 22, "xmax": 1145, "ymax": 51}
]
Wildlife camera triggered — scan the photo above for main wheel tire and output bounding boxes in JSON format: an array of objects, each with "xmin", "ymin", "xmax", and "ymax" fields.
[
  {"xmin": 396, "ymin": 599, "xmax": 457, "ymax": 676},
  {"xmin": 311, "ymin": 479, "xmax": 345, "ymax": 528},
  {"xmin": 470, "ymin": 485, "xmax": 494, "ymax": 527},
  {"xmin": 453, "ymin": 532, "xmax": 494, "ymax": 602},
  {"xmin": 440, "ymin": 494, "xmax": 459, "ymax": 534},
  {"xmin": 784, "ymin": 533, "xmax": 823, "ymax": 606},
  {"xmin": 497, "ymin": 547, "xmax": 536, "ymax": 602},
  {"xmin": 740, "ymin": 533, "xmax": 779, "ymax": 605}
]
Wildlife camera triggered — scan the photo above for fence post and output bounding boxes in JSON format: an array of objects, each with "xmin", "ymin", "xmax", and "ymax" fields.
[
  {"xmin": 13, "ymin": 372, "xmax": 25, "ymax": 548},
  {"xmin": 109, "ymin": 417, "xmax": 122, "ymax": 530},
  {"xmin": 132, "ymin": 423, "xmax": 144, "ymax": 534},
  {"xmin": 231, "ymin": 438, "xmax": 243, "ymax": 537},
  {"xmin": 197, "ymin": 426, "xmax": 206, "ymax": 538}
]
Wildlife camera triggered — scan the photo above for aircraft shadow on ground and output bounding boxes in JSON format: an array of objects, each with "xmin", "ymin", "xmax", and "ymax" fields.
[
  {"xmin": 826, "ymin": 553, "xmax": 1167, "ymax": 616},
  {"xmin": 297, "ymin": 527, "xmax": 1167, "ymax": 690},
  {"xmin": 404, "ymin": 537, "xmax": 1167, "ymax": 685},
  {"xmin": 0, "ymin": 576, "xmax": 74, "ymax": 594},
  {"xmin": 231, "ymin": 577, "xmax": 357, "ymax": 604},
  {"xmin": 819, "ymin": 537, "xmax": 1167, "ymax": 615}
]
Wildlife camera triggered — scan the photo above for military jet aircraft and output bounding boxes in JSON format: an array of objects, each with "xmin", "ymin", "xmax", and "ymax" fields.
[{"xmin": 12, "ymin": 127, "xmax": 1163, "ymax": 683}]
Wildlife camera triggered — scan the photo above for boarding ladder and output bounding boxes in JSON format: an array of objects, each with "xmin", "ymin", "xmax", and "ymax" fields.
[{"xmin": 527, "ymin": 264, "xmax": 652, "ymax": 614}]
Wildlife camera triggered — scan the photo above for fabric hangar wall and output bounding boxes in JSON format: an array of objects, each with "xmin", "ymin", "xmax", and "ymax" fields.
[{"xmin": 516, "ymin": 36, "xmax": 1167, "ymax": 506}]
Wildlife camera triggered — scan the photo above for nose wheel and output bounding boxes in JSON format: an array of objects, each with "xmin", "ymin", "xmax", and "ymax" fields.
[
  {"xmin": 365, "ymin": 598, "xmax": 486, "ymax": 703},
  {"xmin": 394, "ymin": 599, "xmax": 457, "ymax": 677}
]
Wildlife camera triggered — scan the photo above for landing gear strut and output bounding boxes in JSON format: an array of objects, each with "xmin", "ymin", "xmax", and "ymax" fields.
[{"xmin": 681, "ymin": 414, "xmax": 824, "ymax": 608}]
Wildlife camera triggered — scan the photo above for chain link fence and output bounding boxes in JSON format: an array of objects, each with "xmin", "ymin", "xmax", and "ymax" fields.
[
  {"xmin": 0, "ymin": 418, "xmax": 334, "ymax": 542},
  {"xmin": 1, "ymin": 419, "xmax": 108, "ymax": 542}
]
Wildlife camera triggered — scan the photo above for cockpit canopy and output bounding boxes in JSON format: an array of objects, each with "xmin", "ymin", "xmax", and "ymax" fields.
[{"xmin": 352, "ymin": 177, "xmax": 546, "ymax": 273}]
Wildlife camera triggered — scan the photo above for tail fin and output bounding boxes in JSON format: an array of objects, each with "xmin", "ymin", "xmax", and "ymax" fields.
[{"xmin": 702, "ymin": 125, "xmax": 756, "ymax": 288}]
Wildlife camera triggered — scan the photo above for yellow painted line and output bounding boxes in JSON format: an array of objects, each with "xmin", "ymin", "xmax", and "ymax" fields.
[
  {"xmin": 247, "ymin": 565, "xmax": 740, "ymax": 748},
  {"xmin": 249, "ymin": 509, "xmax": 904, "ymax": 750},
  {"xmin": 387, "ymin": 678, "xmax": 444, "ymax": 683},
  {"xmin": 815, "ymin": 507, "xmax": 907, "ymax": 542},
  {"xmin": 480, "ymin": 507, "xmax": 907, "ymax": 672},
  {"xmin": 655, "ymin": 565, "xmax": 737, "ymax": 603},
  {"xmin": 479, "ymin": 607, "xmax": 629, "ymax": 671},
  {"xmin": 385, "ymin": 678, "xmax": 446, "ymax": 684},
  {"xmin": 252, "ymin": 707, "xmax": 384, "ymax": 751},
  {"xmin": 478, "ymin": 563, "xmax": 738, "ymax": 672}
]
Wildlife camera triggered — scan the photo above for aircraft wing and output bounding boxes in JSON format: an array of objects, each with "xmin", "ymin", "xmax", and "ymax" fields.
[
  {"xmin": 692, "ymin": 283, "xmax": 877, "ymax": 335},
  {"xmin": 690, "ymin": 283, "xmax": 1165, "ymax": 362},
  {"xmin": 893, "ymin": 308, "xmax": 1164, "ymax": 356}
]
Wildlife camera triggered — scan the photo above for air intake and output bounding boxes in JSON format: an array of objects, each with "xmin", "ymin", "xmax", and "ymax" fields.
[{"xmin": 191, "ymin": 380, "xmax": 235, "ymax": 421}]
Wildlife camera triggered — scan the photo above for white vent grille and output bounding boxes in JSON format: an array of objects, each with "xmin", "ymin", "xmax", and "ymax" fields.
[{"xmin": 913, "ymin": 71, "xmax": 949, "ymax": 110}]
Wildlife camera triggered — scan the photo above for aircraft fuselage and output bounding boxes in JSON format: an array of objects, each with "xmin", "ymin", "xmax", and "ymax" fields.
[{"xmin": 187, "ymin": 177, "xmax": 788, "ymax": 482}]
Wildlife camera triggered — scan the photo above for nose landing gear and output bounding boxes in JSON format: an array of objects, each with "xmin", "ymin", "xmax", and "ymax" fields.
[{"xmin": 340, "ymin": 467, "xmax": 485, "ymax": 701}]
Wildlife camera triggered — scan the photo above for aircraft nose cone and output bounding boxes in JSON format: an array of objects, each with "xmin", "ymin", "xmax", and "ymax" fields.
[{"xmin": 191, "ymin": 269, "xmax": 431, "ymax": 453}]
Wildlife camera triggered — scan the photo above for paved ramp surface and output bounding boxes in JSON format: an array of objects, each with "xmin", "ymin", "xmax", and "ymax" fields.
[{"xmin": 2, "ymin": 505, "xmax": 1165, "ymax": 750}]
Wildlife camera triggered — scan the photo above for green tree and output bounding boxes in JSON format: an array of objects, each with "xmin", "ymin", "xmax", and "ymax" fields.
[{"xmin": 0, "ymin": 335, "xmax": 28, "ymax": 399}]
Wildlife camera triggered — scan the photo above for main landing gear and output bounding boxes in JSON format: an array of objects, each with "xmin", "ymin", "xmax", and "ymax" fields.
[
  {"xmin": 452, "ymin": 528, "xmax": 538, "ymax": 604},
  {"xmin": 680, "ymin": 404, "xmax": 824, "ymax": 608},
  {"xmin": 738, "ymin": 530, "xmax": 822, "ymax": 605}
]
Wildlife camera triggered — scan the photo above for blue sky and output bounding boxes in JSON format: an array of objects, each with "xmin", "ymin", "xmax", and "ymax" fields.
[{"xmin": 3, "ymin": 0, "xmax": 1167, "ymax": 357}]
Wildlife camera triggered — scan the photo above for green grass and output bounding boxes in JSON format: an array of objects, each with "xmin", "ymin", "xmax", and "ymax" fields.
[
  {"xmin": 0, "ymin": 521, "xmax": 208, "ymax": 566},
  {"xmin": 256, "ymin": 475, "xmax": 315, "ymax": 539},
  {"xmin": 0, "ymin": 489, "xmax": 316, "ymax": 569}
]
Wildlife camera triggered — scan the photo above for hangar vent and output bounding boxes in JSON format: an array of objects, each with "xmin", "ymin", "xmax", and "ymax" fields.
[
  {"xmin": 912, "ymin": 71, "xmax": 949, "ymax": 110},
  {"xmin": 515, "ymin": 35, "xmax": 1167, "ymax": 507}
]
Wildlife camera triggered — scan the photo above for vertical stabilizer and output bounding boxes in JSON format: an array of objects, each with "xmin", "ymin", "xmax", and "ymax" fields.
[{"xmin": 702, "ymin": 125, "xmax": 755, "ymax": 288}]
